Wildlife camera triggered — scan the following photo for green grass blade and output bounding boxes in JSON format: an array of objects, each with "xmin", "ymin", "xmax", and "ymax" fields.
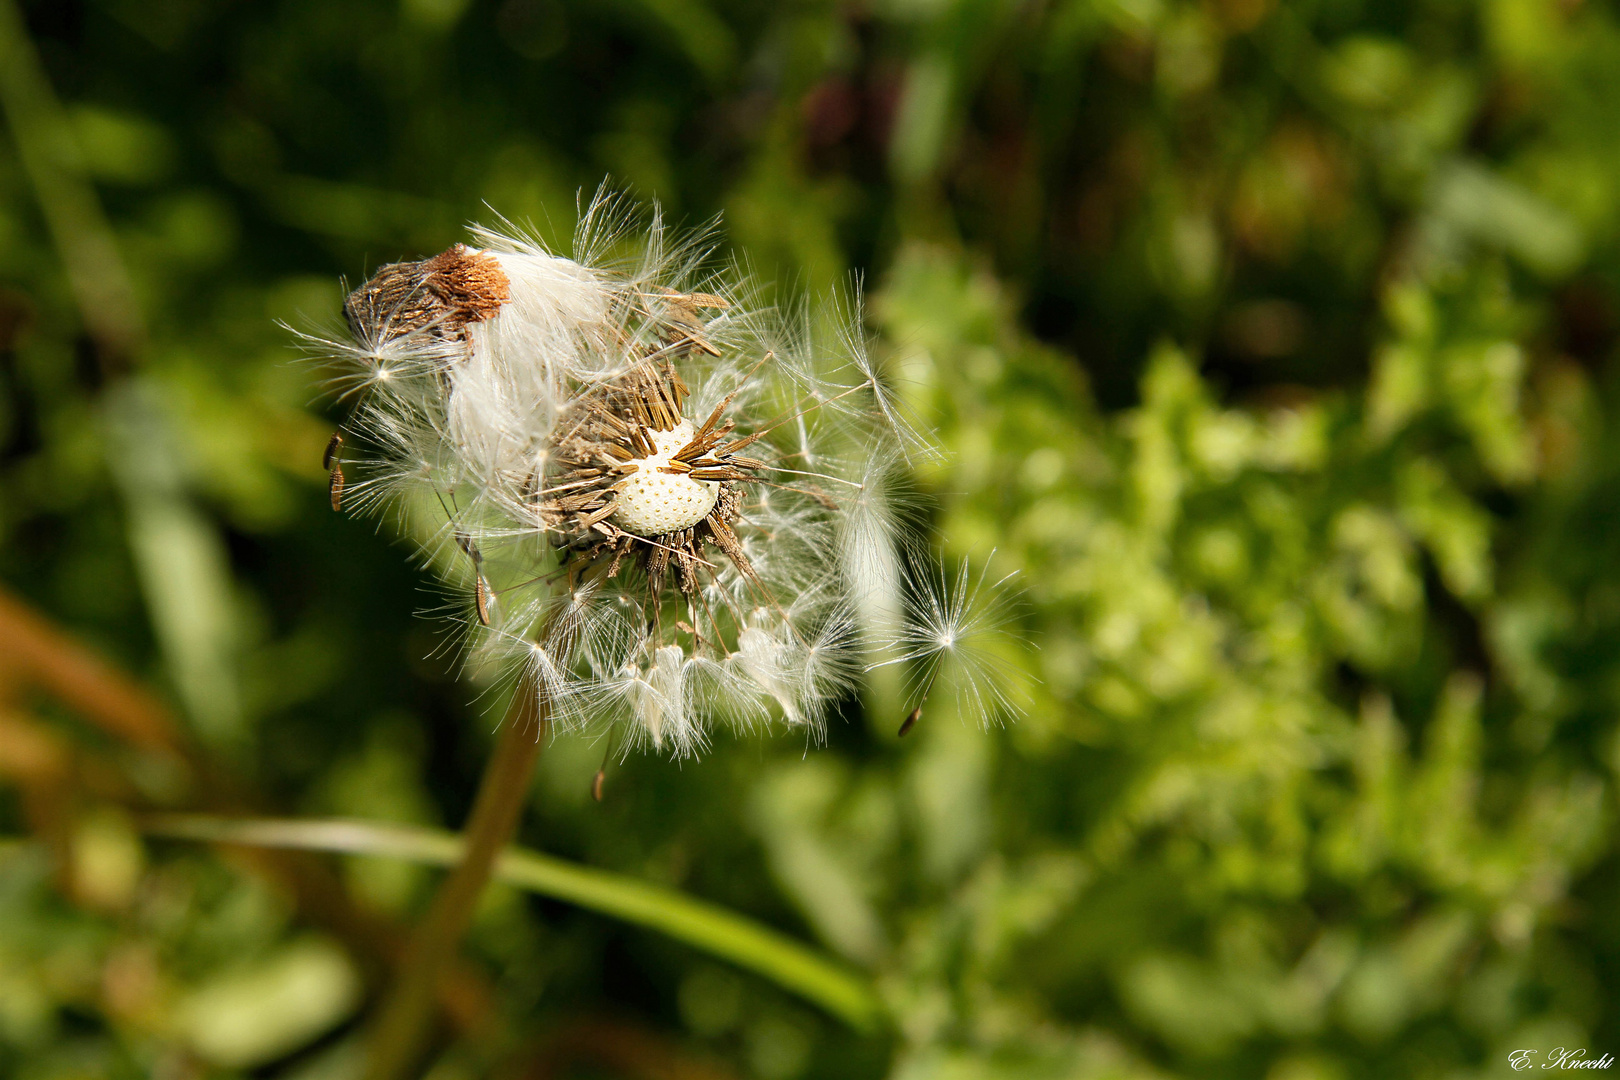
[{"xmin": 143, "ymin": 814, "xmax": 884, "ymax": 1030}]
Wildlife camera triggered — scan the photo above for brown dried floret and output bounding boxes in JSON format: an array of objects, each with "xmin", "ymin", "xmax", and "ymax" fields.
[{"xmin": 343, "ymin": 244, "xmax": 511, "ymax": 349}]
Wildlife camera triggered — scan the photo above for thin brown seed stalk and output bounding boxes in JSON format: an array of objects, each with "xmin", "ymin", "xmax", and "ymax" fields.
[{"xmin": 362, "ymin": 672, "xmax": 549, "ymax": 1080}]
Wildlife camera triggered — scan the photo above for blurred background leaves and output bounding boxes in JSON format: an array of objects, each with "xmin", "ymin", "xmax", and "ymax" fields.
[{"xmin": 3, "ymin": 0, "xmax": 1620, "ymax": 1077}]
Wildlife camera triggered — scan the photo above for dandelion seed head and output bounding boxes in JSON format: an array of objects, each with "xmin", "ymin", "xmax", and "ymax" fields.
[{"xmin": 306, "ymin": 188, "xmax": 1020, "ymax": 755}]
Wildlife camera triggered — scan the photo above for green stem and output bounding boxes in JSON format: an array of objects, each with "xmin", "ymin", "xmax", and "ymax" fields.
[
  {"xmin": 360, "ymin": 677, "xmax": 547, "ymax": 1080},
  {"xmin": 142, "ymin": 813, "xmax": 885, "ymax": 1031}
]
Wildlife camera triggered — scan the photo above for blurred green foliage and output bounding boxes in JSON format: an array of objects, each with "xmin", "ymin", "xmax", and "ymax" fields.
[{"xmin": 3, "ymin": 0, "xmax": 1620, "ymax": 1078}]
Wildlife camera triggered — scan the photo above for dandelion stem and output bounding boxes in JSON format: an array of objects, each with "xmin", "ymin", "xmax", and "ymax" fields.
[{"xmin": 361, "ymin": 673, "xmax": 548, "ymax": 1080}]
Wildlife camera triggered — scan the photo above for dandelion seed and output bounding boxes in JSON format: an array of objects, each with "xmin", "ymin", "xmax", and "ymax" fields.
[
  {"xmin": 474, "ymin": 574, "xmax": 491, "ymax": 627},
  {"xmin": 872, "ymin": 548, "xmax": 1028, "ymax": 730}
]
